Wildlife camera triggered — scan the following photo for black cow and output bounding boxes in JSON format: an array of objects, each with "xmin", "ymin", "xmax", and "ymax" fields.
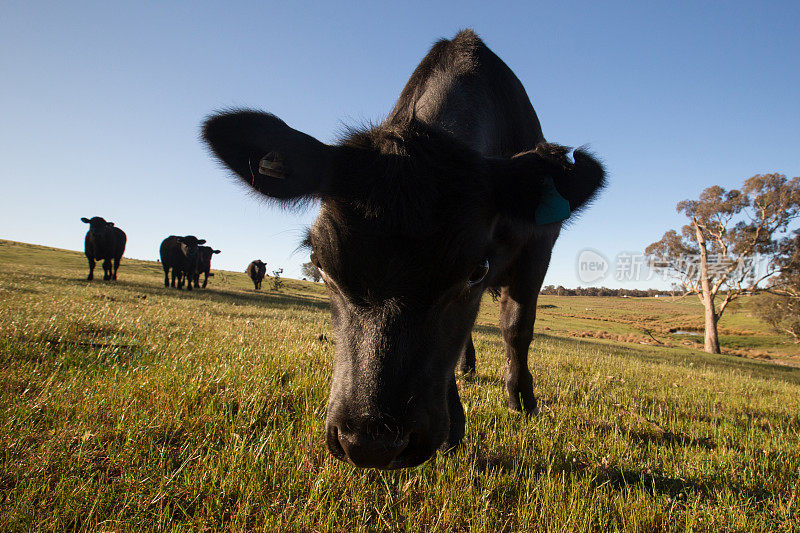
[
  {"xmin": 203, "ymin": 30, "xmax": 605, "ymax": 469},
  {"xmin": 81, "ymin": 216, "xmax": 126, "ymax": 281},
  {"xmin": 195, "ymin": 246, "xmax": 221, "ymax": 288},
  {"xmin": 159, "ymin": 235, "xmax": 206, "ymax": 290},
  {"xmin": 246, "ymin": 260, "xmax": 266, "ymax": 290}
]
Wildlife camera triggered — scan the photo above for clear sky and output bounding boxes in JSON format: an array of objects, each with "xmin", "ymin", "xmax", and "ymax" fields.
[{"xmin": 1, "ymin": 1, "xmax": 798, "ymax": 289}]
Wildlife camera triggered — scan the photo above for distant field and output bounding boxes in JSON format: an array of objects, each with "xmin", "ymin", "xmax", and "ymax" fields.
[{"xmin": 1, "ymin": 239, "xmax": 799, "ymax": 531}]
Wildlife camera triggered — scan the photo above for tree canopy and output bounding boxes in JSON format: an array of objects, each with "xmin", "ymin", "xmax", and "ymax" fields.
[{"xmin": 646, "ymin": 173, "xmax": 800, "ymax": 353}]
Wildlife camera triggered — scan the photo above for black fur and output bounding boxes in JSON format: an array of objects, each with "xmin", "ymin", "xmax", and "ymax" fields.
[
  {"xmin": 81, "ymin": 216, "xmax": 126, "ymax": 281},
  {"xmin": 246, "ymin": 260, "xmax": 267, "ymax": 290},
  {"xmin": 202, "ymin": 29, "xmax": 605, "ymax": 469},
  {"xmin": 159, "ymin": 235, "xmax": 207, "ymax": 290}
]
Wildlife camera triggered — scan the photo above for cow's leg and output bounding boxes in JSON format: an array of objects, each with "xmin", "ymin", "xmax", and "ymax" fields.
[
  {"xmin": 102, "ymin": 259, "xmax": 112, "ymax": 280},
  {"xmin": 163, "ymin": 267, "xmax": 170, "ymax": 287},
  {"xmin": 202, "ymin": 273, "xmax": 208, "ymax": 289},
  {"xmin": 458, "ymin": 335, "xmax": 476, "ymax": 374},
  {"xmin": 86, "ymin": 257, "xmax": 95, "ymax": 281},
  {"xmin": 499, "ymin": 288, "xmax": 537, "ymax": 414},
  {"xmin": 173, "ymin": 269, "xmax": 180, "ymax": 288},
  {"xmin": 440, "ymin": 373, "xmax": 465, "ymax": 453},
  {"xmin": 112, "ymin": 257, "xmax": 120, "ymax": 280},
  {"xmin": 499, "ymin": 241, "xmax": 553, "ymax": 415},
  {"xmin": 186, "ymin": 272, "xmax": 193, "ymax": 291}
]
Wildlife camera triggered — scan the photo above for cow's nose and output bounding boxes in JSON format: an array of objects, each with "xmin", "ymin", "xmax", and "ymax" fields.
[{"xmin": 327, "ymin": 424, "xmax": 410, "ymax": 469}]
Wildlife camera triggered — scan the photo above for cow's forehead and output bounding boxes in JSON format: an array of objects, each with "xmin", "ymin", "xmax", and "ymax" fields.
[{"xmin": 310, "ymin": 198, "xmax": 492, "ymax": 301}]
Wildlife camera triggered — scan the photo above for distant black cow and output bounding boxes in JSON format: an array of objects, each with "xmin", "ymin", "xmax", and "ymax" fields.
[
  {"xmin": 159, "ymin": 235, "xmax": 206, "ymax": 290},
  {"xmin": 203, "ymin": 30, "xmax": 605, "ymax": 469},
  {"xmin": 246, "ymin": 260, "xmax": 266, "ymax": 290},
  {"xmin": 81, "ymin": 217, "xmax": 126, "ymax": 281},
  {"xmin": 195, "ymin": 246, "xmax": 221, "ymax": 288}
]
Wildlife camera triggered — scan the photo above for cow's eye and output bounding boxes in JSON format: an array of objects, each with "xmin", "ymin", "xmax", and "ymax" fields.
[{"xmin": 468, "ymin": 259, "xmax": 490, "ymax": 287}]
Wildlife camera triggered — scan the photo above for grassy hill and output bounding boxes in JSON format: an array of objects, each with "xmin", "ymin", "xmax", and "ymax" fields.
[{"xmin": 1, "ymin": 239, "xmax": 799, "ymax": 531}]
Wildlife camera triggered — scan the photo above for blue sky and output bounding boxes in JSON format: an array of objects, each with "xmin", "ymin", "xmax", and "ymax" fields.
[{"xmin": 1, "ymin": 1, "xmax": 798, "ymax": 288}]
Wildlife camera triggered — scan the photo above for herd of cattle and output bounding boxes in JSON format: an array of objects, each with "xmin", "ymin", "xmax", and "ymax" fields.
[{"xmin": 81, "ymin": 216, "xmax": 269, "ymax": 290}]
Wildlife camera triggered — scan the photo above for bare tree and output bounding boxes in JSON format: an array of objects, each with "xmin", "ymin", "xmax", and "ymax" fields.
[
  {"xmin": 301, "ymin": 261, "xmax": 322, "ymax": 282},
  {"xmin": 646, "ymin": 174, "xmax": 800, "ymax": 353}
]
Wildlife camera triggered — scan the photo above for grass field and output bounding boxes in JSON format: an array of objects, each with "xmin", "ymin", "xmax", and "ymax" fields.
[{"xmin": 1, "ymin": 239, "xmax": 799, "ymax": 532}]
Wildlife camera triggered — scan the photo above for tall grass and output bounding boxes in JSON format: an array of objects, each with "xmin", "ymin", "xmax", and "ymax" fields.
[{"xmin": 1, "ymin": 240, "xmax": 799, "ymax": 531}]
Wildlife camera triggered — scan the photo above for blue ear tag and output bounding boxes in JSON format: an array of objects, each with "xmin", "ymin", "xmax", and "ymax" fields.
[{"xmin": 534, "ymin": 176, "xmax": 571, "ymax": 225}]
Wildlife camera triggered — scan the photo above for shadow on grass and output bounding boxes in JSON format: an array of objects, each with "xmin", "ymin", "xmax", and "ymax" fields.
[
  {"xmin": 610, "ymin": 425, "xmax": 717, "ymax": 451},
  {"xmin": 478, "ymin": 325, "xmax": 800, "ymax": 387},
  {"xmin": 13, "ymin": 337, "xmax": 145, "ymax": 370},
  {"xmin": 26, "ymin": 271, "xmax": 800, "ymax": 386},
  {"xmin": 472, "ymin": 446, "xmax": 771, "ymax": 505},
  {"xmin": 51, "ymin": 274, "xmax": 332, "ymax": 313}
]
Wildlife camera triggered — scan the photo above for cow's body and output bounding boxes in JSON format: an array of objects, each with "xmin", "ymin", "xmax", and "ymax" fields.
[
  {"xmin": 159, "ymin": 235, "xmax": 206, "ymax": 290},
  {"xmin": 387, "ymin": 30, "xmax": 562, "ymax": 382},
  {"xmin": 246, "ymin": 260, "xmax": 266, "ymax": 290},
  {"xmin": 195, "ymin": 246, "xmax": 220, "ymax": 288},
  {"xmin": 203, "ymin": 30, "xmax": 605, "ymax": 469},
  {"xmin": 81, "ymin": 217, "xmax": 126, "ymax": 281}
]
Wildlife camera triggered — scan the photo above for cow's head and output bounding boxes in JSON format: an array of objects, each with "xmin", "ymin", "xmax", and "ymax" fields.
[
  {"xmin": 203, "ymin": 111, "xmax": 604, "ymax": 469},
  {"xmin": 177, "ymin": 235, "xmax": 206, "ymax": 263},
  {"xmin": 198, "ymin": 246, "xmax": 221, "ymax": 271},
  {"xmin": 81, "ymin": 216, "xmax": 114, "ymax": 235}
]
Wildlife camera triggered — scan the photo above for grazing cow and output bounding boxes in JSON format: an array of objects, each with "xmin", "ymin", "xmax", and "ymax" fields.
[
  {"xmin": 81, "ymin": 217, "xmax": 126, "ymax": 281},
  {"xmin": 203, "ymin": 30, "xmax": 605, "ymax": 469},
  {"xmin": 159, "ymin": 235, "xmax": 206, "ymax": 290},
  {"xmin": 246, "ymin": 260, "xmax": 267, "ymax": 290},
  {"xmin": 195, "ymin": 246, "xmax": 221, "ymax": 288}
]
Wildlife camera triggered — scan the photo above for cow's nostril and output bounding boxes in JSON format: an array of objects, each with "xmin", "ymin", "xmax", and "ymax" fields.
[
  {"xmin": 332, "ymin": 426, "xmax": 410, "ymax": 469},
  {"xmin": 326, "ymin": 426, "xmax": 346, "ymax": 460}
]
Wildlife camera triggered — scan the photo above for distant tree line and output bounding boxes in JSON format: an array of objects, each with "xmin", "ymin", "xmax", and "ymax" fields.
[{"xmin": 539, "ymin": 285, "xmax": 677, "ymax": 297}]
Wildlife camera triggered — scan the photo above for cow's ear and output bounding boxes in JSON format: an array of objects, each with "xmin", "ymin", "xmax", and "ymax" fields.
[
  {"xmin": 203, "ymin": 110, "xmax": 342, "ymax": 201},
  {"xmin": 107, "ymin": 222, "xmax": 115, "ymax": 227},
  {"xmin": 81, "ymin": 217, "xmax": 90, "ymax": 223},
  {"xmin": 490, "ymin": 144, "xmax": 605, "ymax": 224},
  {"xmin": 177, "ymin": 237, "xmax": 186, "ymax": 244},
  {"xmin": 197, "ymin": 239, "xmax": 206, "ymax": 245},
  {"xmin": 213, "ymin": 250, "xmax": 221, "ymax": 254}
]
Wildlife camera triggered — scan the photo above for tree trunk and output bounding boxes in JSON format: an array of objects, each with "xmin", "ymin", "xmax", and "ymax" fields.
[
  {"xmin": 703, "ymin": 300, "xmax": 721, "ymax": 354},
  {"xmin": 695, "ymin": 221, "xmax": 722, "ymax": 354}
]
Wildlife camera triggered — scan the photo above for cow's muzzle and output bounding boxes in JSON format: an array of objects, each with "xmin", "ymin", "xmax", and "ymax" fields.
[{"xmin": 325, "ymin": 419, "xmax": 434, "ymax": 469}]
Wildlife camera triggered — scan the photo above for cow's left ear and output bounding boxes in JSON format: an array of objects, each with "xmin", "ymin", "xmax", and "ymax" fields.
[
  {"xmin": 107, "ymin": 222, "xmax": 115, "ymax": 227},
  {"xmin": 490, "ymin": 143, "xmax": 605, "ymax": 225},
  {"xmin": 81, "ymin": 217, "xmax": 90, "ymax": 224},
  {"xmin": 198, "ymin": 239, "xmax": 207, "ymax": 245},
  {"xmin": 213, "ymin": 250, "xmax": 221, "ymax": 254}
]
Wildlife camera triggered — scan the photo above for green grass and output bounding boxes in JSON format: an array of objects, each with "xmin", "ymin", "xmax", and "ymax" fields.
[{"xmin": 1, "ymin": 239, "xmax": 799, "ymax": 531}]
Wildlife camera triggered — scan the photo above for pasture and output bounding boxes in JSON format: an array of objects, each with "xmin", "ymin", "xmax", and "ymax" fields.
[{"xmin": 1, "ymin": 239, "xmax": 799, "ymax": 531}]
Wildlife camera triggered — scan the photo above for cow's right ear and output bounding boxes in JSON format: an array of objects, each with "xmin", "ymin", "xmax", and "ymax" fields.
[
  {"xmin": 197, "ymin": 239, "xmax": 207, "ymax": 245},
  {"xmin": 81, "ymin": 217, "xmax": 90, "ymax": 223},
  {"xmin": 489, "ymin": 143, "xmax": 605, "ymax": 224},
  {"xmin": 202, "ymin": 110, "xmax": 340, "ymax": 201},
  {"xmin": 107, "ymin": 222, "xmax": 115, "ymax": 227}
]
